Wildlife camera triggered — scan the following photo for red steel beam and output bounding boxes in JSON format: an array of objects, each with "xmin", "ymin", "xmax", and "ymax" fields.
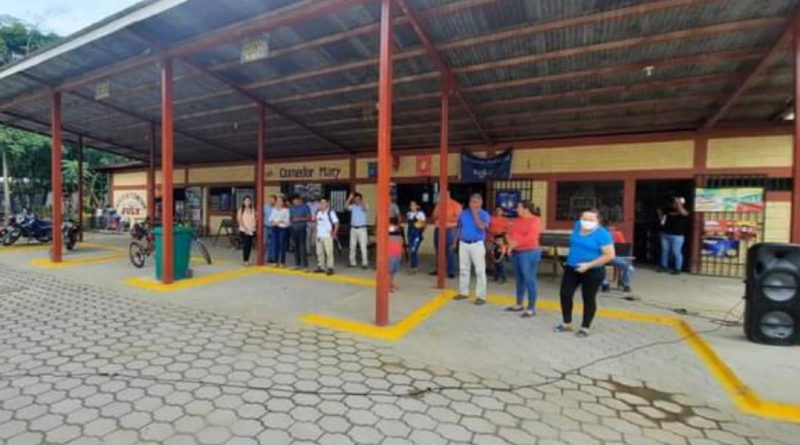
[
  {"xmin": 701, "ymin": 10, "xmax": 800, "ymax": 131},
  {"xmin": 375, "ymin": 0, "xmax": 393, "ymax": 327},
  {"xmin": 51, "ymin": 92, "xmax": 63, "ymax": 263},
  {"xmin": 148, "ymin": 124, "xmax": 156, "ymax": 226},
  {"xmin": 437, "ymin": 82, "xmax": 450, "ymax": 290},
  {"xmin": 256, "ymin": 104, "xmax": 266, "ymax": 265},
  {"xmin": 77, "ymin": 134, "xmax": 84, "ymax": 242},
  {"xmin": 161, "ymin": 59, "xmax": 175, "ymax": 284},
  {"xmin": 793, "ymin": 19, "xmax": 800, "ymax": 243}
]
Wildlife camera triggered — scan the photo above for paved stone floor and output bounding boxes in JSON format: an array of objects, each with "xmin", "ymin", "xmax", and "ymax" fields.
[{"xmin": 1, "ymin": 265, "xmax": 799, "ymax": 445}]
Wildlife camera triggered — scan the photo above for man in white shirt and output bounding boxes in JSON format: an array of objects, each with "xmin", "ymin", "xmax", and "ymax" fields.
[
  {"xmin": 314, "ymin": 198, "xmax": 339, "ymax": 275},
  {"xmin": 346, "ymin": 192, "xmax": 369, "ymax": 269}
]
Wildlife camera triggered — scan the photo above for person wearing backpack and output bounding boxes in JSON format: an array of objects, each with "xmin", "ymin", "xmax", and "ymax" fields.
[{"xmin": 314, "ymin": 198, "xmax": 339, "ymax": 275}]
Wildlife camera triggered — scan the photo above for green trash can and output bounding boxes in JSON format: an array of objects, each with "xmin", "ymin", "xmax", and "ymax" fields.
[{"xmin": 154, "ymin": 226, "xmax": 193, "ymax": 281}]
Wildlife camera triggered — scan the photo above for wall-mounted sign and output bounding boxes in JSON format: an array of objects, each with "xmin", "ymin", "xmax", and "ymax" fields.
[
  {"xmin": 115, "ymin": 191, "xmax": 147, "ymax": 219},
  {"xmin": 695, "ymin": 188, "xmax": 764, "ymax": 213},
  {"xmin": 367, "ymin": 161, "xmax": 378, "ymax": 179},
  {"xmin": 416, "ymin": 155, "xmax": 432, "ymax": 176},
  {"xmin": 265, "ymin": 161, "xmax": 348, "ymax": 181},
  {"xmin": 496, "ymin": 191, "xmax": 520, "ymax": 217}
]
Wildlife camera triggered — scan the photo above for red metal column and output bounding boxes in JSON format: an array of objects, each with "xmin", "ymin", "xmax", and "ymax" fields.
[
  {"xmin": 375, "ymin": 0, "xmax": 394, "ymax": 326},
  {"xmin": 161, "ymin": 59, "xmax": 175, "ymax": 284},
  {"xmin": 793, "ymin": 22, "xmax": 800, "ymax": 243},
  {"xmin": 148, "ymin": 124, "xmax": 156, "ymax": 226},
  {"xmin": 622, "ymin": 178, "xmax": 635, "ymax": 245},
  {"xmin": 51, "ymin": 92, "xmax": 63, "ymax": 263},
  {"xmin": 256, "ymin": 104, "xmax": 266, "ymax": 266},
  {"xmin": 437, "ymin": 82, "xmax": 450, "ymax": 289},
  {"xmin": 77, "ymin": 134, "xmax": 84, "ymax": 242}
]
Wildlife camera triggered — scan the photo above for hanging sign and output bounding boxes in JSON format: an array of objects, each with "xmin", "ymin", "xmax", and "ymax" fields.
[
  {"xmin": 241, "ymin": 36, "xmax": 269, "ymax": 63},
  {"xmin": 461, "ymin": 150, "xmax": 512, "ymax": 182},
  {"xmin": 416, "ymin": 155, "xmax": 432, "ymax": 176}
]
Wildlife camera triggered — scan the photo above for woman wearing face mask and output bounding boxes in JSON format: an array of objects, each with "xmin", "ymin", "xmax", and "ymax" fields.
[{"xmin": 555, "ymin": 208, "xmax": 615, "ymax": 338}]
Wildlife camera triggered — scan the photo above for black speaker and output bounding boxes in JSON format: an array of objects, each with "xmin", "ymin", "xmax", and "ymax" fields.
[{"xmin": 744, "ymin": 243, "xmax": 800, "ymax": 345}]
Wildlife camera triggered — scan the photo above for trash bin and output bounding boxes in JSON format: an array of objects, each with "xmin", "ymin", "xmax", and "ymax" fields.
[{"xmin": 154, "ymin": 226, "xmax": 193, "ymax": 281}]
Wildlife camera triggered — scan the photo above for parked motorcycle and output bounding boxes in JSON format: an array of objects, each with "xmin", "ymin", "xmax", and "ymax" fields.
[
  {"xmin": 2, "ymin": 213, "xmax": 53, "ymax": 246},
  {"xmin": 62, "ymin": 219, "xmax": 81, "ymax": 251}
]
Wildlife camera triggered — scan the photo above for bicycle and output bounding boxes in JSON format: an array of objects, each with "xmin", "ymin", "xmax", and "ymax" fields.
[{"xmin": 129, "ymin": 221, "xmax": 212, "ymax": 268}]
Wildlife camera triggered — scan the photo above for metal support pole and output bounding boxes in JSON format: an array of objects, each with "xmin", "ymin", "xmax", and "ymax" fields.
[
  {"xmin": 437, "ymin": 82, "xmax": 450, "ymax": 290},
  {"xmin": 793, "ymin": 22, "xmax": 800, "ymax": 243},
  {"xmin": 375, "ymin": 0, "xmax": 394, "ymax": 326},
  {"xmin": 77, "ymin": 134, "xmax": 84, "ymax": 242},
  {"xmin": 256, "ymin": 104, "xmax": 266, "ymax": 266},
  {"xmin": 51, "ymin": 92, "xmax": 63, "ymax": 263},
  {"xmin": 161, "ymin": 59, "xmax": 175, "ymax": 284},
  {"xmin": 148, "ymin": 124, "xmax": 156, "ymax": 226}
]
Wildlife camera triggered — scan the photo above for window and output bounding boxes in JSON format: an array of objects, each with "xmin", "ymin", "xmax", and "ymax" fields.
[
  {"xmin": 209, "ymin": 187, "xmax": 232, "ymax": 213},
  {"xmin": 556, "ymin": 181, "xmax": 624, "ymax": 222}
]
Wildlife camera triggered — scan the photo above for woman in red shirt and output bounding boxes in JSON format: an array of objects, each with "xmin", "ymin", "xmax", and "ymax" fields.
[{"xmin": 506, "ymin": 200, "xmax": 543, "ymax": 318}]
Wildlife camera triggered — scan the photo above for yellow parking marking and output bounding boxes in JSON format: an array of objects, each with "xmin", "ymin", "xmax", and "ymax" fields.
[
  {"xmin": 30, "ymin": 254, "xmax": 124, "ymax": 268},
  {"xmin": 484, "ymin": 292, "xmax": 800, "ymax": 424},
  {"xmin": 300, "ymin": 290, "xmax": 456, "ymax": 342}
]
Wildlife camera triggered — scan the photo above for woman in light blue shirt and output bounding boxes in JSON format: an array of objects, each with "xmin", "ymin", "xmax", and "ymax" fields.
[{"xmin": 555, "ymin": 208, "xmax": 615, "ymax": 338}]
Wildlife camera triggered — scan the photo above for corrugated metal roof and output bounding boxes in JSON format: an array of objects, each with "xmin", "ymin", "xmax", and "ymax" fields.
[{"xmin": 0, "ymin": 0, "xmax": 796, "ymax": 163}]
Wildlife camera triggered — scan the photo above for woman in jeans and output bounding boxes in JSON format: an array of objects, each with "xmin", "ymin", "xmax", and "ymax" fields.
[
  {"xmin": 405, "ymin": 200, "xmax": 426, "ymax": 274},
  {"xmin": 238, "ymin": 196, "xmax": 257, "ymax": 266},
  {"xmin": 505, "ymin": 201, "xmax": 542, "ymax": 318},
  {"xmin": 268, "ymin": 196, "xmax": 290, "ymax": 267},
  {"xmin": 555, "ymin": 208, "xmax": 616, "ymax": 338}
]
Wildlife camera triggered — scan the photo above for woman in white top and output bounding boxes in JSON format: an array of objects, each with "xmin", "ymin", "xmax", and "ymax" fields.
[
  {"xmin": 406, "ymin": 200, "xmax": 426, "ymax": 274},
  {"xmin": 238, "ymin": 196, "xmax": 257, "ymax": 266},
  {"xmin": 268, "ymin": 196, "xmax": 291, "ymax": 267}
]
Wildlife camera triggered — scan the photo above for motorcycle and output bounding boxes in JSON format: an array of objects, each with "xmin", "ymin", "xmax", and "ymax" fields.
[
  {"xmin": 2, "ymin": 213, "xmax": 53, "ymax": 246},
  {"xmin": 62, "ymin": 219, "xmax": 81, "ymax": 251}
]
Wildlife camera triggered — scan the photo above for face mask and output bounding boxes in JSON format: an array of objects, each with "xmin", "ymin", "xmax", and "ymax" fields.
[{"xmin": 580, "ymin": 220, "xmax": 598, "ymax": 231}]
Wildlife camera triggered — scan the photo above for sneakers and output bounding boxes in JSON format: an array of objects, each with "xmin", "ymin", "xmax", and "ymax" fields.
[
  {"xmin": 521, "ymin": 310, "xmax": 535, "ymax": 318},
  {"xmin": 504, "ymin": 306, "xmax": 524, "ymax": 312},
  {"xmin": 453, "ymin": 294, "xmax": 469, "ymax": 301},
  {"xmin": 554, "ymin": 324, "xmax": 573, "ymax": 333},
  {"xmin": 313, "ymin": 267, "xmax": 324, "ymax": 274},
  {"xmin": 474, "ymin": 299, "xmax": 486, "ymax": 306},
  {"xmin": 576, "ymin": 328, "xmax": 591, "ymax": 338}
]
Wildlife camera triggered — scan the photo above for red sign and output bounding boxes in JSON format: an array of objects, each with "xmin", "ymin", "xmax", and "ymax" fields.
[{"xmin": 416, "ymin": 155, "xmax": 432, "ymax": 176}]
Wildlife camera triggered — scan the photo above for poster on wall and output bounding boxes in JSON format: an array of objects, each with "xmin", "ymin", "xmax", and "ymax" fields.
[
  {"xmin": 496, "ymin": 191, "xmax": 520, "ymax": 217},
  {"xmin": 701, "ymin": 219, "xmax": 759, "ymax": 259},
  {"xmin": 416, "ymin": 155, "xmax": 432, "ymax": 176},
  {"xmin": 461, "ymin": 150, "xmax": 512, "ymax": 182},
  {"xmin": 367, "ymin": 161, "xmax": 378, "ymax": 179},
  {"xmin": 114, "ymin": 192, "xmax": 147, "ymax": 222},
  {"xmin": 694, "ymin": 188, "xmax": 764, "ymax": 212}
]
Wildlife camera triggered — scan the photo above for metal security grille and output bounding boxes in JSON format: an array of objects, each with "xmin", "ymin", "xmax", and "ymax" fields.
[
  {"xmin": 694, "ymin": 174, "xmax": 768, "ymax": 278},
  {"xmin": 487, "ymin": 180, "xmax": 538, "ymax": 213}
]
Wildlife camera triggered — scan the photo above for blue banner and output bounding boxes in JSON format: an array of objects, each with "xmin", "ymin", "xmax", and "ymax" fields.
[{"xmin": 461, "ymin": 150, "xmax": 512, "ymax": 182}]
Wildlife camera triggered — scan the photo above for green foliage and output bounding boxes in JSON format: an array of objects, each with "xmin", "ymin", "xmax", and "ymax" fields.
[{"xmin": 0, "ymin": 16, "xmax": 129, "ymax": 214}]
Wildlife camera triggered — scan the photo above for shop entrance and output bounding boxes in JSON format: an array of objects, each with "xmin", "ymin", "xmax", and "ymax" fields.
[{"xmin": 634, "ymin": 179, "xmax": 695, "ymax": 270}]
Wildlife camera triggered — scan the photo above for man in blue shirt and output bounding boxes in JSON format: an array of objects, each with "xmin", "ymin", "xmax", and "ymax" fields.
[
  {"xmin": 346, "ymin": 192, "xmax": 369, "ymax": 269},
  {"xmin": 290, "ymin": 195, "xmax": 312, "ymax": 269},
  {"xmin": 453, "ymin": 194, "xmax": 491, "ymax": 305}
]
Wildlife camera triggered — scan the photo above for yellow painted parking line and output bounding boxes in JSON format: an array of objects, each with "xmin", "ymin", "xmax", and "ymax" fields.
[
  {"xmin": 300, "ymin": 290, "xmax": 457, "ymax": 342},
  {"xmin": 484, "ymin": 292, "xmax": 800, "ymax": 424},
  {"xmin": 123, "ymin": 267, "xmax": 262, "ymax": 292},
  {"xmin": 30, "ymin": 254, "xmax": 125, "ymax": 268}
]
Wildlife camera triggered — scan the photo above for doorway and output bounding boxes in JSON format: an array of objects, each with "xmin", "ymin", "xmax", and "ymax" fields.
[{"xmin": 634, "ymin": 179, "xmax": 695, "ymax": 270}]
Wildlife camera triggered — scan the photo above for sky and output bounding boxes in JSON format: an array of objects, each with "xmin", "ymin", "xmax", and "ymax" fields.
[{"xmin": 1, "ymin": 0, "xmax": 141, "ymax": 36}]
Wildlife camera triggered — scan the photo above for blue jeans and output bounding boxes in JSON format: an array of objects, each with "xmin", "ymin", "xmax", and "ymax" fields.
[
  {"xmin": 433, "ymin": 228, "xmax": 457, "ymax": 276},
  {"xmin": 603, "ymin": 257, "xmax": 634, "ymax": 288},
  {"xmin": 270, "ymin": 227, "xmax": 289, "ymax": 265},
  {"xmin": 660, "ymin": 233, "xmax": 685, "ymax": 271},
  {"xmin": 407, "ymin": 228, "xmax": 423, "ymax": 269},
  {"xmin": 264, "ymin": 225, "xmax": 272, "ymax": 262},
  {"xmin": 513, "ymin": 249, "xmax": 542, "ymax": 310}
]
